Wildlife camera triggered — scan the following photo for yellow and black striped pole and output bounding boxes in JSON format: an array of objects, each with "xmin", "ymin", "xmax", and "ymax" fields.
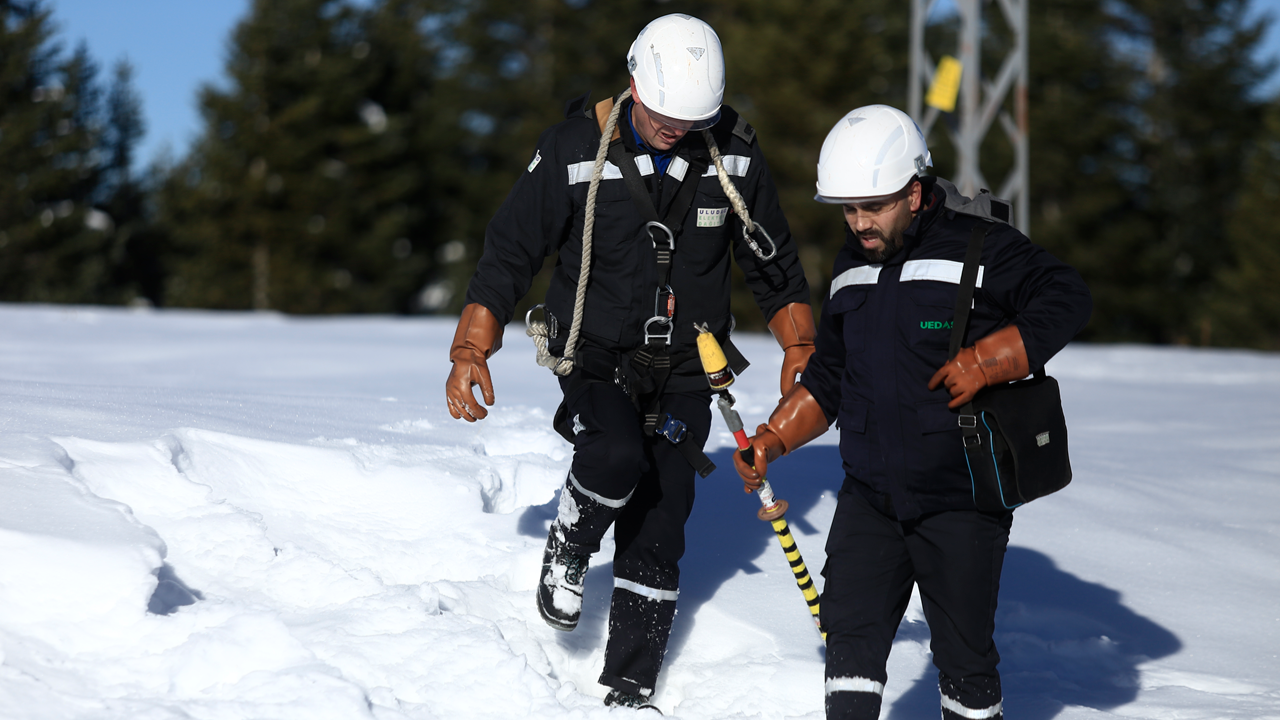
[
  {"xmin": 761, "ymin": 496, "xmax": 823, "ymax": 639},
  {"xmin": 697, "ymin": 326, "xmax": 824, "ymax": 641}
]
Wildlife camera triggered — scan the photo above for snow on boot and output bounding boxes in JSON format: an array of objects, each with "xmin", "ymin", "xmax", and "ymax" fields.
[
  {"xmin": 536, "ymin": 473, "xmax": 625, "ymax": 631},
  {"xmin": 536, "ymin": 521, "xmax": 590, "ymax": 631},
  {"xmin": 604, "ymin": 689, "xmax": 662, "ymax": 713}
]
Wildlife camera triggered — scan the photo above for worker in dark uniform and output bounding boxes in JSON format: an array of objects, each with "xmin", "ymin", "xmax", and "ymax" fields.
[
  {"xmin": 734, "ymin": 105, "xmax": 1092, "ymax": 720},
  {"xmin": 444, "ymin": 14, "xmax": 814, "ymax": 710}
]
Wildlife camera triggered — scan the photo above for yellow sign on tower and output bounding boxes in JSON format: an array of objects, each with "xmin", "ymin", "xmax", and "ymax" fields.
[{"xmin": 925, "ymin": 55, "xmax": 963, "ymax": 113}]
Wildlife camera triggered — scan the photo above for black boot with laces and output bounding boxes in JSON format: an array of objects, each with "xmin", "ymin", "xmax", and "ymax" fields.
[{"xmin": 536, "ymin": 522, "xmax": 590, "ymax": 630}]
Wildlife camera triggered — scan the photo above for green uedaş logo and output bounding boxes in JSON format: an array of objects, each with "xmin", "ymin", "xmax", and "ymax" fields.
[{"xmin": 920, "ymin": 320, "xmax": 954, "ymax": 330}]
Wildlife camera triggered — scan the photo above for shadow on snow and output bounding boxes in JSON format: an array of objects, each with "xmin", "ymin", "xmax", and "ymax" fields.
[
  {"xmin": 890, "ymin": 545, "xmax": 1183, "ymax": 719},
  {"xmin": 516, "ymin": 443, "xmax": 1180, "ymax": 718}
]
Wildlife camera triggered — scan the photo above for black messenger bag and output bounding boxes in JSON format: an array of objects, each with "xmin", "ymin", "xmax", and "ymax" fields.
[{"xmin": 949, "ymin": 221, "xmax": 1072, "ymax": 511}]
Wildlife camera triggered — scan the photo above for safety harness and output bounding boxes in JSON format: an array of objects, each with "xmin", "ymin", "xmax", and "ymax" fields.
[{"xmin": 529, "ymin": 90, "xmax": 772, "ymax": 477}]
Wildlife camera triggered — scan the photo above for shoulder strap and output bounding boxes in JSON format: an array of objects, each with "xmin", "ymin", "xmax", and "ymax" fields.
[
  {"xmin": 608, "ymin": 140, "xmax": 659, "ymax": 223},
  {"xmin": 948, "ymin": 220, "xmax": 992, "ymax": 360},
  {"xmin": 607, "ymin": 135, "xmax": 709, "ymax": 231},
  {"xmin": 951, "ymin": 220, "xmax": 992, "ymax": 444}
]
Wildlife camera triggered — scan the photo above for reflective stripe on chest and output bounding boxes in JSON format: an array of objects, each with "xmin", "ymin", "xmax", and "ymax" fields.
[
  {"xmin": 567, "ymin": 154, "xmax": 751, "ymax": 185},
  {"xmin": 829, "ymin": 259, "xmax": 985, "ymax": 297}
]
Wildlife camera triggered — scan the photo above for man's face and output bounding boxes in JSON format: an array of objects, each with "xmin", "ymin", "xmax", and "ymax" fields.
[
  {"xmin": 842, "ymin": 181, "xmax": 923, "ymax": 263},
  {"xmin": 629, "ymin": 78, "xmax": 695, "ymax": 152}
]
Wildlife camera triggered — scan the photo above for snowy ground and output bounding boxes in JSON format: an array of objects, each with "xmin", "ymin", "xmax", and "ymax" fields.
[{"xmin": 0, "ymin": 303, "xmax": 1277, "ymax": 719}]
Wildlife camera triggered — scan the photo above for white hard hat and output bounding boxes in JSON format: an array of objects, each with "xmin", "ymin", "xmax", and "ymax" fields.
[
  {"xmin": 627, "ymin": 14, "xmax": 725, "ymax": 131},
  {"xmin": 814, "ymin": 105, "xmax": 933, "ymax": 203}
]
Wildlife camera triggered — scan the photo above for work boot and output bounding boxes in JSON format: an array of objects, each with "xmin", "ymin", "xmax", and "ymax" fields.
[
  {"xmin": 604, "ymin": 689, "xmax": 662, "ymax": 713},
  {"xmin": 536, "ymin": 521, "xmax": 590, "ymax": 631}
]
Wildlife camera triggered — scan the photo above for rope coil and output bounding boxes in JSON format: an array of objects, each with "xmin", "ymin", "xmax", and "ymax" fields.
[{"xmin": 526, "ymin": 317, "xmax": 561, "ymax": 370}]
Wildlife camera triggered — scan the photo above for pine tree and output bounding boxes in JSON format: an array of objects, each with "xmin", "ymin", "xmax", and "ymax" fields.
[
  {"xmin": 158, "ymin": 0, "xmax": 453, "ymax": 313},
  {"xmin": 1209, "ymin": 97, "xmax": 1280, "ymax": 349},
  {"xmin": 100, "ymin": 59, "xmax": 165, "ymax": 305},
  {"xmin": 1022, "ymin": 0, "xmax": 1147, "ymax": 342},
  {"xmin": 1119, "ymin": 0, "xmax": 1271, "ymax": 344},
  {"xmin": 0, "ymin": 1, "xmax": 120, "ymax": 303}
]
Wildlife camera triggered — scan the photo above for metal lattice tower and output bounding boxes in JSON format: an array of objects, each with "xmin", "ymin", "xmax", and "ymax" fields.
[{"xmin": 909, "ymin": 0, "xmax": 1030, "ymax": 232}]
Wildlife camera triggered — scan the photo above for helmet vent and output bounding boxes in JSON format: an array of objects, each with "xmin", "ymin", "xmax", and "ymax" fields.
[{"xmin": 687, "ymin": 47, "xmax": 705, "ymax": 60}]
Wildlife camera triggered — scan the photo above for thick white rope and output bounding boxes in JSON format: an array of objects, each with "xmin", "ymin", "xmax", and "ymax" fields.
[
  {"xmin": 527, "ymin": 89, "xmax": 631, "ymax": 376},
  {"xmin": 526, "ymin": 318, "xmax": 559, "ymax": 370},
  {"xmin": 702, "ymin": 129, "xmax": 756, "ymax": 233}
]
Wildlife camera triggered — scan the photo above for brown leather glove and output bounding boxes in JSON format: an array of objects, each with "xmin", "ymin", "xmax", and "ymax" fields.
[
  {"xmin": 445, "ymin": 303, "xmax": 504, "ymax": 422},
  {"xmin": 733, "ymin": 383, "xmax": 830, "ymax": 492},
  {"xmin": 768, "ymin": 302, "xmax": 817, "ymax": 396},
  {"xmin": 928, "ymin": 325, "xmax": 1029, "ymax": 409}
]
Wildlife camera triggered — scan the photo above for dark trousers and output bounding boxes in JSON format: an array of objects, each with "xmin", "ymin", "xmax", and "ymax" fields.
[
  {"xmin": 556, "ymin": 374, "xmax": 711, "ymax": 697},
  {"xmin": 822, "ymin": 481, "xmax": 1012, "ymax": 720}
]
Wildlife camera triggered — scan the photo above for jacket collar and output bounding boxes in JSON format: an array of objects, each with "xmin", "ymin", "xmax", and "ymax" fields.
[{"xmin": 899, "ymin": 176, "xmax": 943, "ymax": 260}]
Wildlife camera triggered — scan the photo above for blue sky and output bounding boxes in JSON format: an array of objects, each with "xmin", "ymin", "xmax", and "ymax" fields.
[
  {"xmin": 45, "ymin": 0, "xmax": 1280, "ymax": 172},
  {"xmin": 47, "ymin": 0, "xmax": 251, "ymax": 169}
]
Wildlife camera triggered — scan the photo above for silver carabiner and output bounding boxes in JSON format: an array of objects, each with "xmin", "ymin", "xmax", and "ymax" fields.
[
  {"xmin": 644, "ymin": 316, "xmax": 673, "ymax": 345},
  {"xmin": 525, "ymin": 303, "xmax": 558, "ymax": 338},
  {"xmin": 524, "ymin": 303, "xmax": 545, "ymax": 330},
  {"xmin": 741, "ymin": 222, "xmax": 777, "ymax": 262},
  {"xmin": 646, "ymin": 221, "xmax": 676, "ymax": 253}
]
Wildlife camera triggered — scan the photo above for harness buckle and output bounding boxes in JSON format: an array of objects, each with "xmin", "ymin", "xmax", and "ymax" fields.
[
  {"xmin": 644, "ymin": 316, "xmax": 673, "ymax": 345},
  {"xmin": 958, "ymin": 414, "xmax": 978, "ymax": 429},
  {"xmin": 656, "ymin": 414, "xmax": 688, "ymax": 444},
  {"xmin": 646, "ymin": 221, "xmax": 676, "ymax": 253}
]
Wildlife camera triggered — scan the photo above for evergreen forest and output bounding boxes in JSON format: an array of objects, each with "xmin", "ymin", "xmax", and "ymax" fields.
[{"xmin": 2, "ymin": 0, "xmax": 1278, "ymax": 348}]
